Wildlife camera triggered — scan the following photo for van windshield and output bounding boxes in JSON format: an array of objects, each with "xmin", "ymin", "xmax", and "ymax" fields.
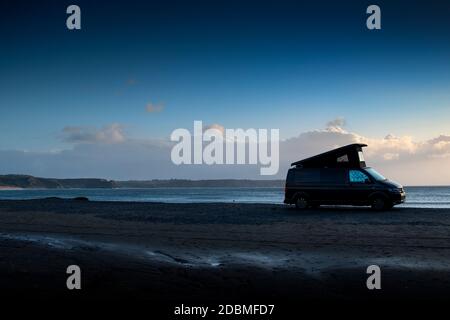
[{"xmin": 365, "ymin": 168, "xmax": 387, "ymax": 181}]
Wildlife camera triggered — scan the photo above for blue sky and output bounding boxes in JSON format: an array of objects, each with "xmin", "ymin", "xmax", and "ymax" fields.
[{"xmin": 1, "ymin": 0, "xmax": 450, "ymax": 183}]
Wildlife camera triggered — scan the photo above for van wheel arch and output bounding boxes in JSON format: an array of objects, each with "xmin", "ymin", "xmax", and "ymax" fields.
[
  {"xmin": 369, "ymin": 192, "xmax": 390, "ymax": 210},
  {"xmin": 294, "ymin": 192, "xmax": 310, "ymax": 210}
]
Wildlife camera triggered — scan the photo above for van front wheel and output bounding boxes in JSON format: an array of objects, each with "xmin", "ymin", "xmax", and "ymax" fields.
[
  {"xmin": 295, "ymin": 196, "xmax": 309, "ymax": 210},
  {"xmin": 371, "ymin": 196, "xmax": 386, "ymax": 211}
]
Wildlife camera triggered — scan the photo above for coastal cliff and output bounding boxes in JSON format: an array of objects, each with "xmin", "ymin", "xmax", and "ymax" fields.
[
  {"xmin": 0, "ymin": 175, "xmax": 116, "ymax": 189},
  {"xmin": 0, "ymin": 175, "xmax": 283, "ymax": 189}
]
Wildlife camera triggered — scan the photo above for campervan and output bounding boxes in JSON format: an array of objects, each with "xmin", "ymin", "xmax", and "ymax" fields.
[{"xmin": 284, "ymin": 144, "xmax": 406, "ymax": 210}]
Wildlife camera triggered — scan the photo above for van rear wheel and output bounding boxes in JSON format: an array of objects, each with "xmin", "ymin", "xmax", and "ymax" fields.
[{"xmin": 295, "ymin": 196, "xmax": 309, "ymax": 210}]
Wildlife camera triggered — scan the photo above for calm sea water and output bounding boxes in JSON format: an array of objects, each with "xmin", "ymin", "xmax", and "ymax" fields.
[{"xmin": 0, "ymin": 186, "xmax": 450, "ymax": 208}]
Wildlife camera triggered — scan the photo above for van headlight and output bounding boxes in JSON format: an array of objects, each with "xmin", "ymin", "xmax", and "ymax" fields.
[{"xmin": 389, "ymin": 188, "xmax": 401, "ymax": 193}]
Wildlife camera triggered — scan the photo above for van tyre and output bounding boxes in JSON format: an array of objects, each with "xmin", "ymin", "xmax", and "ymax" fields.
[
  {"xmin": 371, "ymin": 196, "xmax": 387, "ymax": 211},
  {"xmin": 384, "ymin": 201, "xmax": 394, "ymax": 210},
  {"xmin": 295, "ymin": 196, "xmax": 309, "ymax": 210}
]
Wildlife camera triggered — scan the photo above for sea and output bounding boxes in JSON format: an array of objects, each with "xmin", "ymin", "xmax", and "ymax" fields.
[{"xmin": 0, "ymin": 186, "xmax": 450, "ymax": 208}]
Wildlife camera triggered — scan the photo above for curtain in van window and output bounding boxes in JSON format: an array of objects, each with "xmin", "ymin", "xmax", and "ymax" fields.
[{"xmin": 349, "ymin": 170, "xmax": 369, "ymax": 183}]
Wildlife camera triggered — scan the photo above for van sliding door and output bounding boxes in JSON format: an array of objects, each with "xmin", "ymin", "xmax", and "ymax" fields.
[{"xmin": 319, "ymin": 169, "xmax": 347, "ymax": 204}]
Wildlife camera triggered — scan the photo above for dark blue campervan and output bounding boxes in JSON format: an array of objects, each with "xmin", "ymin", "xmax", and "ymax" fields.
[{"xmin": 284, "ymin": 144, "xmax": 406, "ymax": 210}]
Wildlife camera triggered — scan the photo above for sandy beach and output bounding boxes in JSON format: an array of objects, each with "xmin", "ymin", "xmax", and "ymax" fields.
[{"xmin": 0, "ymin": 199, "xmax": 449, "ymax": 303}]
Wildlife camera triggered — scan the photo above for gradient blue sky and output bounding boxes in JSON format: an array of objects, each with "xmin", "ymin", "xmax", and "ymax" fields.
[
  {"xmin": 1, "ymin": 0, "xmax": 449, "ymax": 150},
  {"xmin": 1, "ymin": 1, "xmax": 450, "ymax": 182}
]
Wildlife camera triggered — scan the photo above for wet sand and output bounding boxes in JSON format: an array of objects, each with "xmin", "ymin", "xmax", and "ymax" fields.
[{"xmin": 0, "ymin": 199, "xmax": 450, "ymax": 302}]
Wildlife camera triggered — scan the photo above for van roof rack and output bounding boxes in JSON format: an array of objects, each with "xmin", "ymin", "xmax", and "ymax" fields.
[{"xmin": 291, "ymin": 143, "xmax": 368, "ymax": 168}]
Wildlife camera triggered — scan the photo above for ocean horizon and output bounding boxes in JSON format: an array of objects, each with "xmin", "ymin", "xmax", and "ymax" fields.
[{"xmin": 1, "ymin": 186, "xmax": 449, "ymax": 208}]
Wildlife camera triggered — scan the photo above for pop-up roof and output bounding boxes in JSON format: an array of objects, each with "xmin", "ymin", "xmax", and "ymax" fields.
[{"xmin": 291, "ymin": 143, "xmax": 368, "ymax": 168}]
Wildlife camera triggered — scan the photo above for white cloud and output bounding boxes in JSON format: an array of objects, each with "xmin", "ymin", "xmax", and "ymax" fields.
[
  {"xmin": 204, "ymin": 123, "xmax": 225, "ymax": 135},
  {"xmin": 326, "ymin": 117, "xmax": 347, "ymax": 133},
  {"xmin": 281, "ymin": 118, "xmax": 450, "ymax": 185},
  {"xmin": 383, "ymin": 153, "xmax": 399, "ymax": 161},
  {"xmin": 2, "ymin": 118, "xmax": 450, "ymax": 185},
  {"xmin": 146, "ymin": 102, "xmax": 164, "ymax": 113},
  {"xmin": 61, "ymin": 124, "xmax": 126, "ymax": 144}
]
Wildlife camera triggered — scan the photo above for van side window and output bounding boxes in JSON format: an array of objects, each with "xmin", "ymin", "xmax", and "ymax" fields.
[
  {"xmin": 337, "ymin": 154, "xmax": 349, "ymax": 163},
  {"xmin": 358, "ymin": 151, "xmax": 365, "ymax": 162},
  {"xmin": 349, "ymin": 170, "xmax": 370, "ymax": 183}
]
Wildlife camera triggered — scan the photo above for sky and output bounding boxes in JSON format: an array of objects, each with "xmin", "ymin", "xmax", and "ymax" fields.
[{"xmin": 1, "ymin": 0, "xmax": 450, "ymax": 184}]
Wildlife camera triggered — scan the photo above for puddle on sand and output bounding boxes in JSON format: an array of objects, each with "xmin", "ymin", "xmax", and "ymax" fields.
[
  {"xmin": 1, "ymin": 233, "xmax": 450, "ymax": 273},
  {"xmin": 0, "ymin": 233, "xmax": 89, "ymax": 250},
  {"xmin": 0, "ymin": 233, "xmax": 284, "ymax": 268}
]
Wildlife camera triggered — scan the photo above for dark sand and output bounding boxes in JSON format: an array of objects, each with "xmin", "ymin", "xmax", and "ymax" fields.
[{"xmin": 0, "ymin": 199, "xmax": 449, "ymax": 303}]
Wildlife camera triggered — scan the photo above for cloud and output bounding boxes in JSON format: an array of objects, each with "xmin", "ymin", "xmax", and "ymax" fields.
[
  {"xmin": 326, "ymin": 117, "xmax": 347, "ymax": 133},
  {"xmin": 383, "ymin": 153, "xmax": 400, "ymax": 161},
  {"xmin": 146, "ymin": 102, "xmax": 164, "ymax": 113},
  {"xmin": 282, "ymin": 118, "xmax": 450, "ymax": 164},
  {"xmin": 2, "ymin": 118, "xmax": 450, "ymax": 184},
  {"xmin": 61, "ymin": 124, "xmax": 126, "ymax": 144},
  {"xmin": 204, "ymin": 123, "xmax": 225, "ymax": 133},
  {"xmin": 281, "ymin": 118, "xmax": 450, "ymax": 185}
]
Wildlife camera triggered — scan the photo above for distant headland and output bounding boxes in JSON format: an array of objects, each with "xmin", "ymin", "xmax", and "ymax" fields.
[{"xmin": 0, "ymin": 174, "xmax": 284, "ymax": 189}]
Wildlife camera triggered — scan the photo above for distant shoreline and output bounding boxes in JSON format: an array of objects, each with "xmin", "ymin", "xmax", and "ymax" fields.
[{"xmin": 0, "ymin": 174, "xmax": 284, "ymax": 189}]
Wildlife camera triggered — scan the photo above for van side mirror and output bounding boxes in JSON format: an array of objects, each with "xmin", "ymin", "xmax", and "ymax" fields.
[{"xmin": 365, "ymin": 179, "xmax": 372, "ymax": 184}]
